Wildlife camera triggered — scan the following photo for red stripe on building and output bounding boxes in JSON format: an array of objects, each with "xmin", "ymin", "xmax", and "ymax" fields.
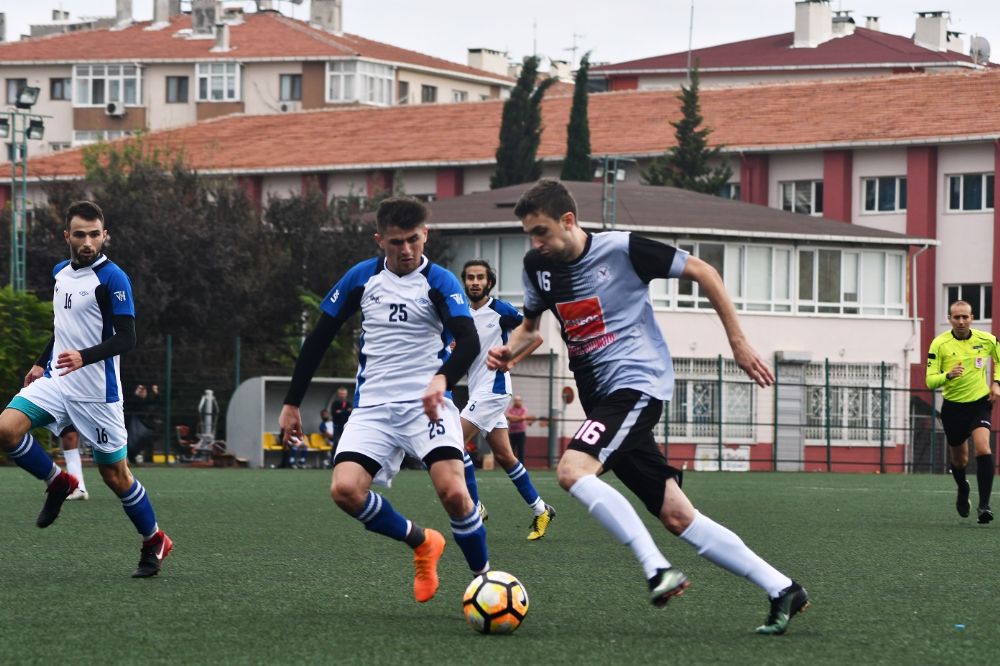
[
  {"xmin": 906, "ymin": 146, "xmax": 938, "ymax": 395},
  {"xmin": 436, "ymin": 168, "xmax": 464, "ymax": 200},
  {"xmin": 739, "ymin": 153, "xmax": 769, "ymax": 206},
  {"xmin": 822, "ymin": 149, "xmax": 853, "ymax": 223}
]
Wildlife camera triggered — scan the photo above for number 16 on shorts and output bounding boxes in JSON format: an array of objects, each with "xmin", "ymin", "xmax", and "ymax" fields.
[{"xmin": 573, "ymin": 419, "xmax": 606, "ymax": 446}]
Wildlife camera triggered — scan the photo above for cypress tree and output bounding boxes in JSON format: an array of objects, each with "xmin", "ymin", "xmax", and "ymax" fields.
[
  {"xmin": 560, "ymin": 53, "xmax": 593, "ymax": 181},
  {"xmin": 642, "ymin": 66, "xmax": 733, "ymax": 194},
  {"xmin": 492, "ymin": 56, "xmax": 557, "ymax": 189}
]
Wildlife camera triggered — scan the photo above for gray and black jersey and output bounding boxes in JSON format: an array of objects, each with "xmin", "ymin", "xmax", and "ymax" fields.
[{"xmin": 522, "ymin": 231, "xmax": 688, "ymax": 411}]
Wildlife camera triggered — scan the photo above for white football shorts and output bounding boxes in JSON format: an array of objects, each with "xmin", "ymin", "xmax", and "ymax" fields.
[
  {"xmin": 460, "ymin": 394, "xmax": 511, "ymax": 435},
  {"xmin": 336, "ymin": 398, "xmax": 463, "ymax": 487},
  {"xmin": 12, "ymin": 375, "xmax": 128, "ymax": 459}
]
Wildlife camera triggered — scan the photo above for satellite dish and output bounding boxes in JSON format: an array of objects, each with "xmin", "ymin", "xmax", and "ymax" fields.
[{"xmin": 971, "ymin": 36, "xmax": 991, "ymax": 65}]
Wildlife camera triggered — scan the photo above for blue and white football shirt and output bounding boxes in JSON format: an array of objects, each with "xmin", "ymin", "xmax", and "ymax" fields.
[
  {"xmin": 46, "ymin": 255, "xmax": 135, "ymax": 402},
  {"xmin": 467, "ymin": 297, "xmax": 523, "ymax": 399},
  {"xmin": 320, "ymin": 255, "xmax": 472, "ymax": 407}
]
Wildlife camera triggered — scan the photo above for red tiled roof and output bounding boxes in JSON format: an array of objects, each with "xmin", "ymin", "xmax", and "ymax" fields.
[
  {"xmin": 11, "ymin": 69, "xmax": 1000, "ymax": 180},
  {"xmin": 592, "ymin": 28, "xmax": 978, "ymax": 73},
  {"xmin": 0, "ymin": 12, "xmax": 512, "ymax": 82}
]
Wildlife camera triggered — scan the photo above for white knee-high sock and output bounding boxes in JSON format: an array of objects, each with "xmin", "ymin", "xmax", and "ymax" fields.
[
  {"xmin": 570, "ymin": 474, "xmax": 669, "ymax": 579},
  {"xmin": 63, "ymin": 448, "xmax": 86, "ymax": 491},
  {"xmin": 679, "ymin": 511, "xmax": 791, "ymax": 597}
]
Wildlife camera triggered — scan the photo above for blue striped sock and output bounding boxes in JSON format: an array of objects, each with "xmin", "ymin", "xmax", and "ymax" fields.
[
  {"xmin": 463, "ymin": 450, "xmax": 481, "ymax": 505},
  {"xmin": 450, "ymin": 506, "xmax": 489, "ymax": 574},
  {"xmin": 119, "ymin": 479, "xmax": 159, "ymax": 540},
  {"xmin": 354, "ymin": 491, "xmax": 409, "ymax": 541},
  {"xmin": 506, "ymin": 462, "xmax": 541, "ymax": 506},
  {"xmin": 9, "ymin": 434, "xmax": 58, "ymax": 483}
]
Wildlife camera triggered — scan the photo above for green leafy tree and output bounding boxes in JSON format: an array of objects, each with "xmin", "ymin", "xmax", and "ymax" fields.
[
  {"xmin": 0, "ymin": 287, "xmax": 52, "ymax": 406},
  {"xmin": 492, "ymin": 56, "xmax": 557, "ymax": 189},
  {"xmin": 642, "ymin": 66, "xmax": 733, "ymax": 194},
  {"xmin": 560, "ymin": 53, "xmax": 593, "ymax": 181}
]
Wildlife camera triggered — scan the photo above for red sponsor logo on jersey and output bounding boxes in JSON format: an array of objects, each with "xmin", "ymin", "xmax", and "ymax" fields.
[{"xmin": 556, "ymin": 297, "xmax": 606, "ymax": 342}]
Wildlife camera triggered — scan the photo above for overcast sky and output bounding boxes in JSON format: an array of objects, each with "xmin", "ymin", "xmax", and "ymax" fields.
[{"xmin": 3, "ymin": 1, "xmax": 997, "ymax": 67}]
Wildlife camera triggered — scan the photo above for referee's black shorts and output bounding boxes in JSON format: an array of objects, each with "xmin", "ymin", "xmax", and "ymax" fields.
[
  {"xmin": 941, "ymin": 396, "xmax": 992, "ymax": 447},
  {"xmin": 567, "ymin": 388, "xmax": 681, "ymax": 516}
]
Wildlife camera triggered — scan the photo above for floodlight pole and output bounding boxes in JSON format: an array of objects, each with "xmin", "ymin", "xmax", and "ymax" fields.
[
  {"xmin": 6, "ymin": 110, "xmax": 28, "ymax": 291},
  {"xmin": 3, "ymin": 107, "xmax": 51, "ymax": 292}
]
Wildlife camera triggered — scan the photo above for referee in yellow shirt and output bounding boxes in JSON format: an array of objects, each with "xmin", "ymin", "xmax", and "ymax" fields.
[{"xmin": 926, "ymin": 300, "xmax": 1000, "ymax": 523}]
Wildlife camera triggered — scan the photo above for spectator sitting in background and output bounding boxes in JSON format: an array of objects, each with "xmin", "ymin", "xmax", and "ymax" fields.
[
  {"xmin": 175, "ymin": 424, "xmax": 199, "ymax": 460},
  {"xmin": 125, "ymin": 383, "xmax": 159, "ymax": 464},
  {"xmin": 287, "ymin": 431, "xmax": 309, "ymax": 469},
  {"xmin": 319, "ymin": 409, "xmax": 335, "ymax": 468}
]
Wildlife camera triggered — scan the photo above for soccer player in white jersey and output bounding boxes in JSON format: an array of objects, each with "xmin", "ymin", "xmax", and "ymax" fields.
[
  {"xmin": 457, "ymin": 259, "xmax": 555, "ymax": 540},
  {"xmin": 0, "ymin": 201, "xmax": 172, "ymax": 578},
  {"xmin": 279, "ymin": 197, "xmax": 491, "ymax": 604},
  {"xmin": 489, "ymin": 180, "xmax": 808, "ymax": 635}
]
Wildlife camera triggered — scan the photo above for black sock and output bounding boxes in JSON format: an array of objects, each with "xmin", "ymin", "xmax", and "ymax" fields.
[
  {"xmin": 976, "ymin": 454, "xmax": 994, "ymax": 507},
  {"xmin": 951, "ymin": 464, "xmax": 967, "ymax": 487},
  {"xmin": 403, "ymin": 523, "xmax": 426, "ymax": 549}
]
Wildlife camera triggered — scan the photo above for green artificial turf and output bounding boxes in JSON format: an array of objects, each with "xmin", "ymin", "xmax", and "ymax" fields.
[{"xmin": 1, "ymin": 467, "xmax": 997, "ymax": 665}]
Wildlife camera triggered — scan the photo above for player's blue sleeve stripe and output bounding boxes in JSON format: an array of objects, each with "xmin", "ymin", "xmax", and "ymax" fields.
[
  {"xmin": 97, "ymin": 263, "xmax": 136, "ymax": 317},
  {"xmin": 321, "ymin": 258, "xmax": 378, "ymax": 319},
  {"xmin": 52, "ymin": 260, "xmax": 69, "ymax": 278},
  {"xmin": 426, "ymin": 265, "xmax": 471, "ymax": 319}
]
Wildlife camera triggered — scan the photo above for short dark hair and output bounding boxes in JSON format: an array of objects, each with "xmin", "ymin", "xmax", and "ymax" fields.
[
  {"xmin": 513, "ymin": 179, "xmax": 578, "ymax": 222},
  {"xmin": 375, "ymin": 197, "xmax": 428, "ymax": 234},
  {"xmin": 462, "ymin": 259, "xmax": 496, "ymax": 292},
  {"xmin": 949, "ymin": 300, "xmax": 974, "ymax": 316},
  {"xmin": 65, "ymin": 200, "xmax": 105, "ymax": 228}
]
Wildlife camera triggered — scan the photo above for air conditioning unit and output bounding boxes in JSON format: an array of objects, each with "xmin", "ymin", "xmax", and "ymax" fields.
[
  {"xmin": 279, "ymin": 102, "xmax": 302, "ymax": 113},
  {"xmin": 105, "ymin": 101, "xmax": 126, "ymax": 117}
]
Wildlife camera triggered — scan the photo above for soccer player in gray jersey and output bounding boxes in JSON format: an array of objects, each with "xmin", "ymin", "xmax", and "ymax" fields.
[
  {"xmin": 458, "ymin": 259, "xmax": 554, "ymax": 540},
  {"xmin": 279, "ymin": 197, "xmax": 491, "ymax": 604},
  {"xmin": 488, "ymin": 180, "xmax": 808, "ymax": 635},
  {"xmin": 0, "ymin": 201, "xmax": 172, "ymax": 578}
]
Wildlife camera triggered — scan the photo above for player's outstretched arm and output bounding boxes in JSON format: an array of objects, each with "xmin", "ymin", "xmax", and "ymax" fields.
[
  {"xmin": 278, "ymin": 405, "xmax": 304, "ymax": 445},
  {"xmin": 488, "ymin": 316, "xmax": 542, "ymax": 372},
  {"xmin": 281, "ymin": 313, "xmax": 343, "ymax": 442},
  {"xmin": 681, "ymin": 256, "xmax": 774, "ymax": 388},
  {"xmin": 57, "ymin": 315, "xmax": 137, "ymax": 376},
  {"xmin": 24, "ymin": 365, "xmax": 44, "ymax": 387}
]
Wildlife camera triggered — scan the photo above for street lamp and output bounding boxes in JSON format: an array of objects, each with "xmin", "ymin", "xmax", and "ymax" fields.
[
  {"xmin": 15, "ymin": 86, "xmax": 41, "ymax": 110},
  {"xmin": 592, "ymin": 156, "xmax": 637, "ymax": 230},
  {"xmin": 4, "ymin": 85, "xmax": 49, "ymax": 291}
]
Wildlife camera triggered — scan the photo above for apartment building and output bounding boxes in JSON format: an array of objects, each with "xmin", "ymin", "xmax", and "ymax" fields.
[
  {"xmin": 3, "ymin": 69, "xmax": 998, "ymax": 461},
  {"xmin": 591, "ymin": 0, "xmax": 991, "ymax": 90},
  {"xmin": 0, "ymin": 0, "xmax": 513, "ymax": 156}
]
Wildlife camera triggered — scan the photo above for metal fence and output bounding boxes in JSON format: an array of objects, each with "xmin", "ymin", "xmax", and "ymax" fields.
[
  {"xmin": 509, "ymin": 352, "xmax": 994, "ymax": 475},
  {"xmin": 22, "ymin": 340, "xmax": 992, "ymax": 475}
]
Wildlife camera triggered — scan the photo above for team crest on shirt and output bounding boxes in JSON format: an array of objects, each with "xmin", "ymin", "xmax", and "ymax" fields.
[
  {"xmin": 113, "ymin": 290, "xmax": 126, "ymax": 301},
  {"xmin": 976, "ymin": 357, "xmax": 985, "ymax": 368},
  {"xmin": 556, "ymin": 296, "xmax": 617, "ymax": 357},
  {"xmin": 596, "ymin": 264, "xmax": 613, "ymax": 282}
]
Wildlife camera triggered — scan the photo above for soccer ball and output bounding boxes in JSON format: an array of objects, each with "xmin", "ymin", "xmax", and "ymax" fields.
[{"xmin": 462, "ymin": 570, "xmax": 529, "ymax": 635}]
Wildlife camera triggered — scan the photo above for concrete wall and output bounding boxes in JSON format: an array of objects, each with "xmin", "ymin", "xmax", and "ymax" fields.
[
  {"xmin": 852, "ymin": 147, "xmax": 908, "ymax": 235},
  {"xmin": 145, "ymin": 64, "xmax": 198, "ymax": 130},
  {"xmin": 935, "ymin": 142, "xmax": 995, "ymax": 330}
]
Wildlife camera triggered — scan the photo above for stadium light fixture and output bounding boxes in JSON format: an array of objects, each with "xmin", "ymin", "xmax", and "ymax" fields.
[
  {"xmin": 26, "ymin": 119, "xmax": 46, "ymax": 141},
  {"xmin": 15, "ymin": 86, "xmax": 40, "ymax": 110},
  {"xmin": 0, "ymin": 117, "xmax": 9, "ymax": 139}
]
